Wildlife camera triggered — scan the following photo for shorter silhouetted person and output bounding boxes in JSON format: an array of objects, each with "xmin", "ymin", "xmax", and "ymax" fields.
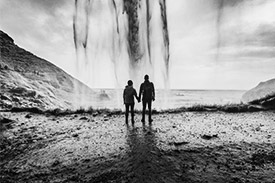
[
  {"xmin": 139, "ymin": 75, "xmax": 155, "ymax": 123},
  {"xmin": 123, "ymin": 80, "xmax": 139, "ymax": 124}
]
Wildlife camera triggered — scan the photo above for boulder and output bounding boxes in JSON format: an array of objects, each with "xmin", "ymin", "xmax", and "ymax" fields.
[
  {"xmin": 12, "ymin": 96, "xmax": 20, "ymax": 102},
  {"xmin": 247, "ymin": 105, "xmax": 265, "ymax": 112},
  {"xmin": 0, "ymin": 94, "xmax": 11, "ymax": 101},
  {"xmin": 26, "ymin": 90, "xmax": 36, "ymax": 98},
  {"xmin": 242, "ymin": 78, "xmax": 275, "ymax": 108},
  {"xmin": 9, "ymin": 87, "xmax": 28, "ymax": 94}
]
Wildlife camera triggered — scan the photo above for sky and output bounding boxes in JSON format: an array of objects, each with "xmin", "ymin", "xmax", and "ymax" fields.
[{"xmin": 0, "ymin": 0, "xmax": 275, "ymax": 90}]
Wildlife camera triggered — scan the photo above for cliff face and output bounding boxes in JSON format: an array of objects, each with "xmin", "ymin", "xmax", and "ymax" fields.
[
  {"xmin": 0, "ymin": 30, "xmax": 94, "ymax": 110},
  {"xmin": 242, "ymin": 78, "xmax": 275, "ymax": 108}
]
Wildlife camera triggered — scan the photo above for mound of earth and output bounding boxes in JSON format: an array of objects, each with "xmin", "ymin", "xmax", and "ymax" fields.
[
  {"xmin": 0, "ymin": 30, "xmax": 94, "ymax": 110},
  {"xmin": 242, "ymin": 78, "xmax": 275, "ymax": 109}
]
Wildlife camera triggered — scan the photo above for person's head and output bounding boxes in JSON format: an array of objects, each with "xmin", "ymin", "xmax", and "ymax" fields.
[
  {"xmin": 127, "ymin": 80, "xmax": 133, "ymax": 86},
  {"xmin": 144, "ymin": 75, "xmax": 149, "ymax": 81}
]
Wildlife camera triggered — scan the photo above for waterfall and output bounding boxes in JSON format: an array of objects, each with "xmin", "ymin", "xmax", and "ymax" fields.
[{"xmin": 73, "ymin": 0, "xmax": 170, "ymax": 90}]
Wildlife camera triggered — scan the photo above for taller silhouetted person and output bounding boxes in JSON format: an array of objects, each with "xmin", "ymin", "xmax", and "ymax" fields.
[{"xmin": 139, "ymin": 75, "xmax": 155, "ymax": 123}]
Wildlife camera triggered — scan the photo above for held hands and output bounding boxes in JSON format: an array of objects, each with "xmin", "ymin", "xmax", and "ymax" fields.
[{"xmin": 136, "ymin": 96, "xmax": 141, "ymax": 103}]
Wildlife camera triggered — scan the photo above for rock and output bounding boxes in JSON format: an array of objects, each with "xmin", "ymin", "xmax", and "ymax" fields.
[
  {"xmin": 26, "ymin": 90, "xmax": 36, "ymax": 98},
  {"xmin": 79, "ymin": 116, "xmax": 88, "ymax": 120},
  {"xmin": 25, "ymin": 114, "xmax": 32, "ymax": 119},
  {"xmin": 14, "ymin": 65, "xmax": 23, "ymax": 72},
  {"xmin": 242, "ymin": 78, "xmax": 275, "ymax": 108},
  {"xmin": 0, "ymin": 117, "xmax": 13, "ymax": 124},
  {"xmin": 204, "ymin": 107, "xmax": 218, "ymax": 111},
  {"xmin": 32, "ymin": 99, "xmax": 42, "ymax": 104},
  {"xmin": 72, "ymin": 133, "xmax": 79, "ymax": 138},
  {"xmin": 1, "ymin": 101, "xmax": 12, "ymax": 108},
  {"xmin": 255, "ymin": 127, "xmax": 261, "ymax": 131},
  {"xmin": 201, "ymin": 134, "xmax": 218, "ymax": 140},
  {"xmin": 9, "ymin": 87, "xmax": 28, "ymax": 94},
  {"xmin": 0, "ymin": 117, "xmax": 14, "ymax": 130},
  {"xmin": 260, "ymin": 96, "xmax": 275, "ymax": 107},
  {"xmin": 4, "ymin": 65, "xmax": 9, "ymax": 70},
  {"xmin": 1, "ymin": 94, "xmax": 11, "ymax": 101},
  {"xmin": 83, "ymin": 158, "xmax": 91, "ymax": 163},
  {"xmin": 12, "ymin": 97, "xmax": 20, "ymax": 102},
  {"xmin": 169, "ymin": 141, "xmax": 189, "ymax": 146},
  {"xmin": 52, "ymin": 160, "xmax": 60, "ymax": 167},
  {"xmin": 247, "ymin": 105, "xmax": 265, "ymax": 112}
]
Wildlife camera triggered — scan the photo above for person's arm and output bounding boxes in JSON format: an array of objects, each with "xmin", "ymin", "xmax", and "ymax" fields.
[
  {"xmin": 123, "ymin": 89, "xmax": 126, "ymax": 104},
  {"xmin": 151, "ymin": 82, "xmax": 155, "ymax": 101},
  {"xmin": 138, "ymin": 84, "xmax": 143, "ymax": 102},
  {"xmin": 134, "ymin": 89, "xmax": 139, "ymax": 101}
]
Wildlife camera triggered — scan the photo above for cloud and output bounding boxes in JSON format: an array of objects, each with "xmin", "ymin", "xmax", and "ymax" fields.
[
  {"xmin": 28, "ymin": 0, "xmax": 68, "ymax": 8},
  {"xmin": 24, "ymin": 0, "xmax": 70, "ymax": 15},
  {"xmin": 248, "ymin": 24, "xmax": 275, "ymax": 47},
  {"xmin": 238, "ymin": 47, "xmax": 275, "ymax": 59},
  {"xmin": 217, "ymin": 23, "xmax": 275, "ymax": 60},
  {"xmin": 0, "ymin": 0, "xmax": 73, "ymax": 38},
  {"xmin": 0, "ymin": 0, "xmax": 75, "ymax": 74},
  {"xmin": 211, "ymin": 0, "xmax": 267, "ymax": 9}
]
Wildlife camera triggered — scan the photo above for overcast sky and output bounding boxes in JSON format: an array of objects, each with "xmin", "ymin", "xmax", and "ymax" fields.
[{"xmin": 1, "ymin": 0, "xmax": 275, "ymax": 90}]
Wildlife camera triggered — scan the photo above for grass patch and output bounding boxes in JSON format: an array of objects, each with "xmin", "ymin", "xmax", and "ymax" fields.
[
  {"xmin": 10, "ymin": 107, "xmax": 43, "ymax": 114},
  {"xmin": 158, "ymin": 103, "xmax": 268, "ymax": 114},
  {"xmin": 4, "ymin": 103, "xmax": 271, "ymax": 116},
  {"xmin": 44, "ymin": 107, "xmax": 123, "ymax": 116}
]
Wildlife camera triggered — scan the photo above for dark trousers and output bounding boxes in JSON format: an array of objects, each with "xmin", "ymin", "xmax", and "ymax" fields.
[
  {"xmin": 142, "ymin": 100, "xmax": 152, "ymax": 121},
  {"xmin": 125, "ymin": 103, "xmax": 135, "ymax": 123}
]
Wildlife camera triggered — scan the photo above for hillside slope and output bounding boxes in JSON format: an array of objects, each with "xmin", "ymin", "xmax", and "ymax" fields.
[
  {"xmin": 0, "ymin": 30, "xmax": 94, "ymax": 110},
  {"xmin": 242, "ymin": 78, "xmax": 275, "ymax": 108}
]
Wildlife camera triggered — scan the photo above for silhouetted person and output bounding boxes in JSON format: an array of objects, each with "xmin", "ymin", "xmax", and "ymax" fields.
[
  {"xmin": 139, "ymin": 75, "xmax": 155, "ymax": 123},
  {"xmin": 123, "ymin": 80, "xmax": 139, "ymax": 124}
]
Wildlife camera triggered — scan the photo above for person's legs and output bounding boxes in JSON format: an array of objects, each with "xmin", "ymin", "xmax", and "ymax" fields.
[
  {"xmin": 142, "ymin": 101, "xmax": 146, "ymax": 122},
  {"xmin": 125, "ymin": 104, "xmax": 130, "ymax": 123},
  {"xmin": 148, "ymin": 100, "xmax": 152, "ymax": 122},
  {"xmin": 130, "ymin": 103, "xmax": 135, "ymax": 123}
]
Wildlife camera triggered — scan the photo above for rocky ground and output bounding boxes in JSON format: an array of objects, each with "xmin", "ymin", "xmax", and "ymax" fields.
[{"xmin": 1, "ymin": 111, "xmax": 275, "ymax": 183}]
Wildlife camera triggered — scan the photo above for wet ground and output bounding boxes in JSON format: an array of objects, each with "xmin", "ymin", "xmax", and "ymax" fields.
[{"xmin": 1, "ymin": 111, "xmax": 275, "ymax": 183}]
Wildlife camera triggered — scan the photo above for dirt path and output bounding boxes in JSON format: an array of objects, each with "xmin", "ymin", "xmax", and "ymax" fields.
[{"xmin": 1, "ymin": 111, "xmax": 275, "ymax": 182}]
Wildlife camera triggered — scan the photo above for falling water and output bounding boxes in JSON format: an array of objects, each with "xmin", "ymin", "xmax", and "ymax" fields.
[
  {"xmin": 73, "ymin": 0, "xmax": 170, "ymax": 94},
  {"xmin": 214, "ymin": 0, "xmax": 244, "ymax": 61},
  {"xmin": 215, "ymin": 0, "xmax": 224, "ymax": 61},
  {"xmin": 72, "ymin": 0, "xmax": 170, "ymax": 108}
]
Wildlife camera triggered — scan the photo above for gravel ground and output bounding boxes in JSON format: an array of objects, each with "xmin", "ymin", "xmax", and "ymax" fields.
[{"xmin": 1, "ymin": 111, "xmax": 275, "ymax": 183}]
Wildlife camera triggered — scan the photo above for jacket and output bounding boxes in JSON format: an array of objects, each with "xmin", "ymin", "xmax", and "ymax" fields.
[
  {"xmin": 123, "ymin": 85, "xmax": 138, "ymax": 104},
  {"xmin": 139, "ymin": 81, "xmax": 155, "ymax": 102}
]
